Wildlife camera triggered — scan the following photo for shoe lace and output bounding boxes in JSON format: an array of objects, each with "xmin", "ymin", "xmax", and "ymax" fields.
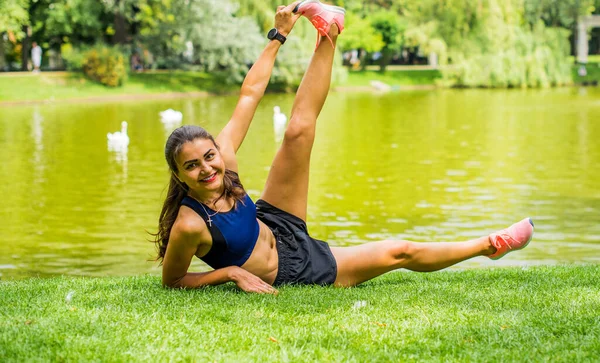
[{"xmin": 495, "ymin": 232, "xmax": 517, "ymax": 251}]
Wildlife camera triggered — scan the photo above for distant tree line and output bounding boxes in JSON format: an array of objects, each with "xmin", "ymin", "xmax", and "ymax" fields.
[
  {"xmin": 337, "ymin": 0, "xmax": 600, "ymax": 86},
  {"xmin": 1, "ymin": 0, "xmax": 599, "ymax": 87}
]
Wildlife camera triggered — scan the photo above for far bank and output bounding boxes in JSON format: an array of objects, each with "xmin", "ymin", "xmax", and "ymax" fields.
[{"xmin": 1, "ymin": 65, "xmax": 598, "ymax": 105}]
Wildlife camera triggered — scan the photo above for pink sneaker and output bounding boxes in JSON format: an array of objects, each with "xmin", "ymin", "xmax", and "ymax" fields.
[
  {"xmin": 293, "ymin": 0, "xmax": 345, "ymax": 50},
  {"xmin": 488, "ymin": 218, "xmax": 534, "ymax": 260}
]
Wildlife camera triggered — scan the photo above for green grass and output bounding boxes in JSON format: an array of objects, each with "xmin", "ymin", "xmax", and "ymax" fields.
[
  {"xmin": 568, "ymin": 55, "xmax": 600, "ymax": 64},
  {"xmin": 568, "ymin": 55, "xmax": 600, "ymax": 84},
  {"xmin": 1, "ymin": 265, "xmax": 598, "ymax": 362},
  {"xmin": 344, "ymin": 69, "xmax": 442, "ymax": 88},
  {"xmin": 128, "ymin": 71, "xmax": 238, "ymax": 94},
  {"xmin": 0, "ymin": 71, "xmax": 237, "ymax": 102},
  {"xmin": 572, "ymin": 63, "xmax": 600, "ymax": 84}
]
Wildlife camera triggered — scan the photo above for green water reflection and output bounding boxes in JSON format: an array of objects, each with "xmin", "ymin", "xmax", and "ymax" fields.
[{"xmin": 1, "ymin": 88, "xmax": 599, "ymax": 279}]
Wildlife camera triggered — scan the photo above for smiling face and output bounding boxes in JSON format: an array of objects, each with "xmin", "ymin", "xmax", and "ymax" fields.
[{"xmin": 175, "ymin": 138, "xmax": 225, "ymax": 200}]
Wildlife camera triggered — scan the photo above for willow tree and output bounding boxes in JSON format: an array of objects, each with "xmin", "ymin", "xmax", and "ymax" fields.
[
  {"xmin": 399, "ymin": 0, "xmax": 587, "ymax": 87},
  {"xmin": 236, "ymin": 0, "xmax": 282, "ymax": 32}
]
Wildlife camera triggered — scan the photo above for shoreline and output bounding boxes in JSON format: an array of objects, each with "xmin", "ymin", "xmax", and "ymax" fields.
[
  {"xmin": 2, "ymin": 66, "xmax": 597, "ymax": 106},
  {"xmin": 5, "ymin": 82, "xmax": 599, "ymax": 106},
  {"xmin": 0, "ymin": 90, "xmax": 212, "ymax": 106},
  {"xmin": 0, "ymin": 86, "xmax": 441, "ymax": 106}
]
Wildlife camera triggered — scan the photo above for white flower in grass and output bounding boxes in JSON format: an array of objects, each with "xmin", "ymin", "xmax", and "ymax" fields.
[
  {"xmin": 352, "ymin": 300, "xmax": 367, "ymax": 309},
  {"xmin": 65, "ymin": 291, "xmax": 75, "ymax": 304}
]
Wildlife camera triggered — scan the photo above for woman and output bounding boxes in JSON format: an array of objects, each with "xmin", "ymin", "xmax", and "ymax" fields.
[{"xmin": 154, "ymin": 1, "xmax": 534, "ymax": 294}]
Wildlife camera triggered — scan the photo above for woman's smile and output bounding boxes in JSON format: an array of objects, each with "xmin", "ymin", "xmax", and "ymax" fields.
[{"xmin": 200, "ymin": 172, "xmax": 218, "ymax": 184}]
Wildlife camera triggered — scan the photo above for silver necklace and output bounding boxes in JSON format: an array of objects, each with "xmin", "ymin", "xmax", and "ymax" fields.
[{"xmin": 199, "ymin": 201, "xmax": 223, "ymax": 227}]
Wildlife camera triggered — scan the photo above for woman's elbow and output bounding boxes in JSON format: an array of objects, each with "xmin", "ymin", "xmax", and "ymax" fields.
[
  {"xmin": 240, "ymin": 84, "xmax": 264, "ymax": 99},
  {"xmin": 162, "ymin": 276, "xmax": 183, "ymax": 289}
]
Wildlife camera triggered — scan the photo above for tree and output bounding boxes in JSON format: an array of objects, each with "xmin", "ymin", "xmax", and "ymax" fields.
[
  {"xmin": 336, "ymin": 11, "xmax": 384, "ymax": 70},
  {"xmin": 235, "ymin": 0, "xmax": 346, "ymax": 88},
  {"xmin": 523, "ymin": 0, "xmax": 596, "ymax": 56},
  {"xmin": 523, "ymin": 0, "xmax": 595, "ymax": 28},
  {"xmin": 33, "ymin": 0, "xmax": 106, "ymax": 48},
  {"xmin": 0, "ymin": 0, "xmax": 29, "ymax": 70},
  {"xmin": 370, "ymin": 10, "xmax": 405, "ymax": 71},
  {"xmin": 236, "ymin": 0, "xmax": 281, "ymax": 32},
  {"xmin": 0, "ymin": 0, "xmax": 29, "ymax": 36},
  {"xmin": 397, "ymin": 0, "xmax": 584, "ymax": 87},
  {"xmin": 10, "ymin": 0, "xmax": 110, "ymax": 70},
  {"xmin": 131, "ymin": 0, "xmax": 264, "ymax": 82},
  {"xmin": 337, "ymin": 12, "xmax": 385, "ymax": 53}
]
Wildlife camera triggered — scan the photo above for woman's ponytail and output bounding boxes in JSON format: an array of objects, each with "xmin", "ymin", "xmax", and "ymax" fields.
[{"xmin": 152, "ymin": 175, "xmax": 189, "ymax": 263}]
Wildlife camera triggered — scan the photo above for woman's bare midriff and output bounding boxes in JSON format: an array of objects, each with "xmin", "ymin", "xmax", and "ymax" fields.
[{"xmin": 240, "ymin": 221, "xmax": 279, "ymax": 284}]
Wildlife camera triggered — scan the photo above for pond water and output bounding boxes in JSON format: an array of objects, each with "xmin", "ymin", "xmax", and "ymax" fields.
[{"xmin": 1, "ymin": 88, "xmax": 599, "ymax": 279}]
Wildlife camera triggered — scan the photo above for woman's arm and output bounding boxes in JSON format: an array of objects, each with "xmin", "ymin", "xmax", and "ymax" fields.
[
  {"xmin": 169, "ymin": 267, "xmax": 278, "ymax": 295},
  {"xmin": 162, "ymin": 217, "xmax": 277, "ymax": 294},
  {"xmin": 216, "ymin": 2, "xmax": 301, "ymax": 170}
]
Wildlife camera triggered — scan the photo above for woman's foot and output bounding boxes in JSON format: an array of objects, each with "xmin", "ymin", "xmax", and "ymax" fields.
[
  {"xmin": 488, "ymin": 218, "xmax": 534, "ymax": 260},
  {"xmin": 294, "ymin": 0, "xmax": 345, "ymax": 50}
]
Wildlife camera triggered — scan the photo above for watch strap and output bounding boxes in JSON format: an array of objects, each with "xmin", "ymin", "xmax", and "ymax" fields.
[{"xmin": 274, "ymin": 32, "xmax": 286, "ymax": 44}]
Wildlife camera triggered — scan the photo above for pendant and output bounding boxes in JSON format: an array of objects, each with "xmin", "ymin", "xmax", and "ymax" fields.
[{"xmin": 207, "ymin": 217, "xmax": 212, "ymax": 227}]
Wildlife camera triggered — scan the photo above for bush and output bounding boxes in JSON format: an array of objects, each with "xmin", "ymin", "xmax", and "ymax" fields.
[
  {"xmin": 82, "ymin": 45, "xmax": 127, "ymax": 87},
  {"xmin": 61, "ymin": 43, "xmax": 86, "ymax": 71}
]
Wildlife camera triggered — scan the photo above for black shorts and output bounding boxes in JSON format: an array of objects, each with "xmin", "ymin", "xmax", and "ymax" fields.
[{"xmin": 255, "ymin": 200, "xmax": 337, "ymax": 286}]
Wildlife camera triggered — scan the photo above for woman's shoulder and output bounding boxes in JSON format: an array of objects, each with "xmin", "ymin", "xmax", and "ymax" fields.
[{"xmin": 173, "ymin": 205, "xmax": 208, "ymax": 240}]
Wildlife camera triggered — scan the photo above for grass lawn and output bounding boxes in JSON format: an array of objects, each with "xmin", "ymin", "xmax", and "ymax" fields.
[
  {"xmin": 344, "ymin": 69, "xmax": 442, "ymax": 88},
  {"xmin": 0, "ymin": 71, "xmax": 237, "ymax": 103},
  {"xmin": 0, "ymin": 69, "xmax": 441, "ymax": 104},
  {"xmin": 568, "ymin": 55, "xmax": 600, "ymax": 64},
  {"xmin": 1, "ymin": 265, "xmax": 598, "ymax": 362},
  {"xmin": 572, "ymin": 63, "xmax": 600, "ymax": 84}
]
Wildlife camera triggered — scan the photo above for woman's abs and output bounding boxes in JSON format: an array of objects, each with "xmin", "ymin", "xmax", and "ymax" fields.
[{"xmin": 240, "ymin": 221, "xmax": 279, "ymax": 284}]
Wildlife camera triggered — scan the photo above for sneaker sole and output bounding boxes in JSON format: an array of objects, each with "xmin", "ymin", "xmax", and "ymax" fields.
[
  {"xmin": 519, "ymin": 217, "xmax": 535, "ymax": 251},
  {"xmin": 294, "ymin": 0, "xmax": 346, "ymax": 15}
]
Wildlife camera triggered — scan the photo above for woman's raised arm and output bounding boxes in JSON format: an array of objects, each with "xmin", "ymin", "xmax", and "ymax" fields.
[{"xmin": 216, "ymin": 2, "xmax": 301, "ymax": 170}]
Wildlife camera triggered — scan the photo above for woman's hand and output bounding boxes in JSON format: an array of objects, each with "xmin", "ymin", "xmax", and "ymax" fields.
[
  {"xmin": 229, "ymin": 266, "xmax": 279, "ymax": 295},
  {"xmin": 275, "ymin": 2, "xmax": 302, "ymax": 37}
]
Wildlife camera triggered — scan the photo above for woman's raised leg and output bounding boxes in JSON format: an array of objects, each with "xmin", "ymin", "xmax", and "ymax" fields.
[
  {"xmin": 260, "ymin": 26, "xmax": 339, "ymax": 221},
  {"xmin": 331, "ymin": 218, "xmax": 534, "ymax": 286}
]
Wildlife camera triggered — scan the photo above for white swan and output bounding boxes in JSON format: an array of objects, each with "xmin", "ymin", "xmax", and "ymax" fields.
[
  {"xmin": 273, "ymin": 106, "xmax": 287, "ymax": 142},
  {"xmin": 107, "ymin": 121, "xmax": 130, "ymax": 150},
  {"xmin": 370, "ymin": 80, "xmax": 392, "ymax": 92},
  {"xmin": 160, "ymin": 108, "xmax": 183, "ymax": 124}
]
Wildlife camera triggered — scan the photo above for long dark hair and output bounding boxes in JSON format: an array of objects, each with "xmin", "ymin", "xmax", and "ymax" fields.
[{"xmin": 152, "ymin": 125, "xmax": 246, "ymax": 263}]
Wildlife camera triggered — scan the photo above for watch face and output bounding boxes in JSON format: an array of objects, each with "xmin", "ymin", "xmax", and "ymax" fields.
[{"xmin": 267, "ymin": 28, "xmax": 277, "ymax": 39}]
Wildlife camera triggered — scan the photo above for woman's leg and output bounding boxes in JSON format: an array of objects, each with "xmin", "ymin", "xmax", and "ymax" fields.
[
  {"xmin": 260, "ymin": 26, "xmax": 339, "ymax": 221},
  {"xmin": 331, "ymin": 236, "xmax": 496, "ymax": 287},
  {"xmin": 332, "ymin": 217, "xmax": 534, "ymax": 286}
]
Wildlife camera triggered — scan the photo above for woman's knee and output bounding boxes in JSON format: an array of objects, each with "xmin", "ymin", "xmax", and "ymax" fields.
[
  {"xmin": 284, "ymin": 115, "xmax": 316, "ymax": 142},
  {"xmin": 385, "ymin": 240, "xmax": 414, "ymax": 265}
]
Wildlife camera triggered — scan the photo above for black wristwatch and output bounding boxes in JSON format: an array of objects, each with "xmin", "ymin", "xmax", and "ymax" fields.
[{"xmin": 267, "ymin": 28, "xmax": 287, "ymax": 44}]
